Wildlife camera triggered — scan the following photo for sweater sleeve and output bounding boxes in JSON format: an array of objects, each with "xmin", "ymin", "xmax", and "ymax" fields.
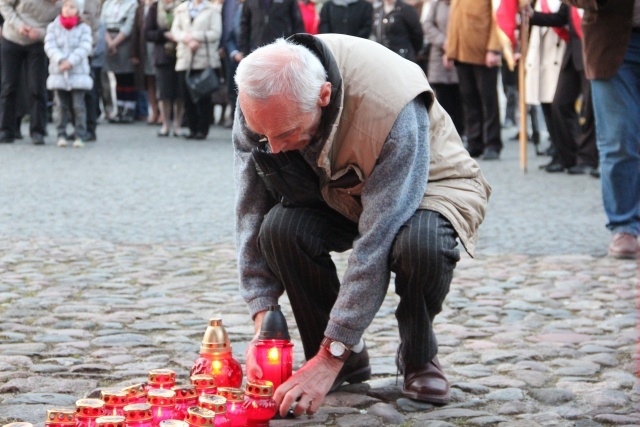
[
  {"xmin": 324, "ymin": 97, "xmax": 430, "ymax": 346},
  {"xmin": 44, "ymin": 22, "xmax": 65, "ymax": 65},
  {"xmin": 0, "ymin": 0, "xmax": 25, "ymax": 31},
  {"xmin": 233, "ymin": 108, "xmax": 284, "ymax": 319},
  {"xmin": 67, "ymin": 24, "xmax": 93, "ymax": 67}
]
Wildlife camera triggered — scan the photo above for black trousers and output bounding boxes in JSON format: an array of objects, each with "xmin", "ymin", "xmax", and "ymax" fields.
[
  {"xmin": 551, "ymin": 61, "xmax": 598, "ymax": 168},
  {"xmin": 456, "ymin": 62, "xmax": 502, "ymax": 154},
  {"xmin": 179, "ymin": 70, "xmax": 213, "ymax": 136},
  {"xmin": 0, "ymin": 39, "xmax": 47, "ymax": 137},
  {"xmin": 257, "ymin": 204, "xmax": 460, "ymax": 370},
  {"xmin": 432, "ymin": 83, "xmax": 465, "ymax": 136},
  {"xmin": 85, "ymin": 66, "xmax": 102, "ymax": 137}
]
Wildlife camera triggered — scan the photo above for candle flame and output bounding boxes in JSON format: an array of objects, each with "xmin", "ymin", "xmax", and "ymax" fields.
[
  {"xmin": 212, "ymin": 360, "xmax": 222, "ymax": 374},
  {"xmin": 157, "ymin": 406, "xmax": 162, "ymax": 417},
  {"xmin": 267, "ymin": 347, "xmax": 280, "ymax": 364}
]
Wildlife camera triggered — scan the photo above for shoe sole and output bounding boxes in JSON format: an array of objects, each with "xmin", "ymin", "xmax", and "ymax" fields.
[
  {"xmin": 401, "ymin": 386, "xmax": 450, "ymax": 405},
  {"xmin": 608, "ymin": 250, "xmax": 638, "ymax": 260},
  {"xmin": 330, "ymin": 365, "xmax": 371, "ymax": 392}
]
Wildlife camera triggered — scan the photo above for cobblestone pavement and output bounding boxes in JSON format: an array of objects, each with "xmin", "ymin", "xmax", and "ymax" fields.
[{"xmin": 0, "ymin": 121, "xmax": 638, "ymax": 426}]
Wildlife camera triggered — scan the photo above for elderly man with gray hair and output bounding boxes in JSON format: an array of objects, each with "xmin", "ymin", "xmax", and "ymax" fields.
[{"xmin": 232, "ymin": 34, "xmax": 491, "ymax": 417}]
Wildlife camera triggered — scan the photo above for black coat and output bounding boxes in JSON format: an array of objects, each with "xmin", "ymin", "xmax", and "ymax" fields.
[
  {"xmin": 144, "ymin": 2, "xmax": 177, "ymax": 68},
  {"xmin": 531, "ymin": 4, "xmax": 584, "ymax": 72},
  {"xmin": 239, "ymin": 0, "xmax": 305, "ymax": 54},
  {"xmin": 318, "ymin": 0, "xmax": 373, "ymax": 38},
  {"xmin": 372, "ymin": 0, "xmax": 423, "ymax": 62}
]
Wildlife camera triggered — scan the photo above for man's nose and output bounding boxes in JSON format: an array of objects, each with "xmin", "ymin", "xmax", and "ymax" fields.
[{"xmin": 268, "ymin": 140, "xmax": 285, "ymax": 154}]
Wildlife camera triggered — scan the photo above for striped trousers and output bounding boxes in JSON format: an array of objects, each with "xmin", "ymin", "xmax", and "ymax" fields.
[{"xmin": 258, "ymin": 204, "xmax": 460, "ymax": 370}]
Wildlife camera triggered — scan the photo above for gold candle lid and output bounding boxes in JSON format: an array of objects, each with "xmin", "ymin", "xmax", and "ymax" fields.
[
  {"xmin": 75, "ymin": 399, "xmax": 105, "ymax": 417},
  {"xmin": 172, "ymin": 384, "xmax": 198, "ymax": 401},
  {"xmin": 121, "ymin": 383, "xmax": 147, "ymax": 400},
  {"xmin": 199, "ymin": 395, "xmax": 227, "ymax": 413},
  {"xmin": 217, "ymin": 387, "xmax": 244, "ymax": 402},
  {"xmin": 245, "ymin": 380, "xmax": 274, "ymax": 397},
  {"xmin": 159, "ymin": 421, "xmax": 189, "ymax": 427},
  {"xmin": 200, "ymin": 318, "xmax": 232, "ymax": 354},
  {"xmin": 95, "ymin": 416, "xmax": 125, "ymax": 427},
  {"xmin": 45, "ymin": 408, "xmax": 75, "ymax": 424},
  {"xmin": 185, "ymin": 407, "xmax": 216, "ymax": 426},
  {"xmin": 101, "ymin": 390, "xmax": 127, "ymax": 407},
  {"xmin": 147, "ymin": 388, "xmax": 176, "ymax": 406},
  {"xmin": 148, "ymin": 368, "xmax": 176, "ymax": 386},
  {"xmin": 190, "ymin": 374, "xmax": 216, "ymax": 390},
  {"xmin": 4, "ymin": 423, "xmax": 34, "ymax": 427},
  {"xmin": 123, "ymin": 403, "xmax": 153, "ymax": 421}
]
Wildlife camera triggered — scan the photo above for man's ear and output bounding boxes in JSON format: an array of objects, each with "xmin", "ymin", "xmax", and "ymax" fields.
[{"xmin": 318, "ymin": 82, "xmax": 332, "ymax": 107}]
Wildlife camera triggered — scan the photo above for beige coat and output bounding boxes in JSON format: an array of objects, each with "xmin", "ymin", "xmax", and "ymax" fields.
[
  {"xmin": 171, "ymin": 1, "xmax": 222, "ymax": 71},
  {"xmin": 0, "ymin": 0, "xmax": 60, "ymax": 46},
  {"xmin": 445, "ymin": 0, "xmax": 501, "ymax": 65},
  {"xmin": 524, "ymin": 0, "xmax": 566, "ymax": 105},
  {"xmin": 318, "ymin": 34, "xmax": 491, "ymax": 255}
]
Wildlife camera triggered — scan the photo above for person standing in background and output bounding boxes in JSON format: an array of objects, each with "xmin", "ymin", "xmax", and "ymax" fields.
[
  {"xmin": 238, "ymin": 0, "xmax": 304, "ymax": 55},
  {"xmin": 298, "ymin": 0, "xmax": 319, "ymax": 34},
  {"xmin": 101, "ymin": 0, "xmax": 139, "ymax": 123},
  {"xmin": 222, "ymin": 0, "xmax": 243, "ymax": 127},
  {"xmin": 423, "ymin": 0, "xmax": 463, "ymax": 135},
  {"xmin": 445, "ymin": 0, "xmax": 503, "ymax": 160},
  {"xmin": 372, "ymin": 0, "xmax": 423, "ymax": 62},
  {"xmin": 318, "ymin": 0, "xmax": 372, "ymax": 38},
  {"xmin": 0, "ymin": 0, "xmax": 60, "ymax": 145},
  {"xmin": 133, "ymin": 0, "xmax": 162, "ymax": 124}
]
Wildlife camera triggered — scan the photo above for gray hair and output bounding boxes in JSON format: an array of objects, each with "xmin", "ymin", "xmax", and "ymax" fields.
[{"xmin": 235, "ymin": 38, "xmax": 327, "ymax": 113}]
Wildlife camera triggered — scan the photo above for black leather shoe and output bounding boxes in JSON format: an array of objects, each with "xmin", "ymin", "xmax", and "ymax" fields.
[
  {"xmin": 544, "ymin": 162, "xmax": 567, "ymax": 173},
  {"xmin": 330, "ymin": 345, "xmax": 371, "ymax": 392},
  {"xmin": 590, "ymin": 166, "xmax": 600, "ymax": 178},
  {"xmin": 482, "ymin": 148, "xmax": 500, "ymax": 160},
  {"xmin": 0, "ymin": 132, "xmax": 15, "ymax": 143},
  {"xmin": 31, "ymin": 133, "xmax": 45, "ymax": 145},
  {"xmin": 402, "ymin": 356, "xmax": 450, "ymax": 405},
  {"xmin": 567, "ymin": 164, "xmax": 595, "ymax": 175},
  {"xmin": 465, "ymin": 145, "xmax": 483, "ymax": 158}
]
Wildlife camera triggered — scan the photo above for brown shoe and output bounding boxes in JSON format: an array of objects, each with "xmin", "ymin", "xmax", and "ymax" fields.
[
  {"xmin": 330, "ymin": 344, "xmax": 371, "ymax": 392},
  {"xmin": 608, "ymin": 233, "xmax": 639, "ymax": 259},
  {"xmin": 402, "ymin": 356, "xmax": 450, "ymax": 405}
]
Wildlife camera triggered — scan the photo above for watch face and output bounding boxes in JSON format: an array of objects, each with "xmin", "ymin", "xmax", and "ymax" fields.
[{"xmin": 329, "ymin": 341, "xmax": 346, "ymax": 357}]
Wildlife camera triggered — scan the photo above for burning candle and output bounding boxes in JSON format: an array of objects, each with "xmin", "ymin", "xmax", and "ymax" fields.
[
  {"xmin": 254, "ymin": 305, "xmax": 293, "ymax": 391},
  {"xmin": 159, "ymin": 421, "xmax": 188, "ymax": 427},
  {"xmin": 123, "ymin": 404, "xmax": 154, "ymax": 427},
  {"xmin": 75, "ymin": 399, "xmax": 106, "ymax": 427},
  {"xmin": 147, "ymin": 369, "xmax": 177, "ymax": 391},
  {"xmin": 121, "ymin": 384, "xmax": 147, "ymax": 405},
  {"xmin": 184, "ymin": 407, "xmax": 216, "ymax": 427},
  {"xmin": 101, "ymin": 390, "xmax": 128, "ymax": 416},
  {"xmin": 172, "ymin": 385, "xmax": 199, "ymax": 420},
  {"xmin": 243, "ymin": 380, "xmax": 277, "ymax": 427},
  {"xmin": 190, "ymin": 374, "xmax": 217, "ymax": 397},
  {"xmin": 95, "ymin": 416, "xmax": 125, "ymax": 427},
  {"xmin": 216, "ymin": 388, "xmax": 247, "ymax": 427},
  {"xmin": 199, "ymin": 395, "xmax": 231, "ymax": 427},
  {"xmin": 191, "ymin": 318, "xmax": 243, "ymax": 388},
  {"xmin": 148, "ymin": 389, "xmax": 179, "ymax": 422},
  {"xmin": 44, "ymin": 408, "xmax": 75, "ymax": 427}
]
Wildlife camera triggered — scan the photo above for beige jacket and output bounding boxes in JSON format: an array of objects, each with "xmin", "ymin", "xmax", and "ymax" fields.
[
  {"xmin": 0, "ymin": 0, "xmax": 60, "ymax": 45},
  {"xmin": 317, "ymin": 34, "xmax": 490, "ymax": 255},
  {"xmin": 445, "ymin": 0, "xmax": 501, "ymax": 65},
  {"xmin": 171, "ymin": 1, "xmax": 222, "ymax": 71}
]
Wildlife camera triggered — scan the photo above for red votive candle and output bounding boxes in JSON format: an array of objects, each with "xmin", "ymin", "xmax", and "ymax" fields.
[
  {"xmin": 191, "ymin": 318, "xmax": 243, "ymax": 388},
  {"xmin": 199, "ymin": 395, "xmax": 231, "ymax": 427},
  {"xmin": 148, "ymin": 389, "xmax": 179, "ymax": 422},
  {"xmin": 123, "ymin": 403, "xmax": 154, "ymax": 427},
  {"xmin": 184, "ymin": 407, "xmax": 216, "ymax": 427},
  {"xmin": 75, "ymin": 399, "xmax": 106, "ymax": 427},
  {"xmin": 45, "ymin": 408, "xmax": 75, "ymax": 427},
  {"xmin": 172, "ymin": 385, "xmax": 199, "ymax": 420},
  {"xmin": 190, "ymin": 374, "xmax": 217, "ymax": 397},
  {"xmin": 95, "ymin": 416, "xmax": 125, "ymax": 427},
  {"xmin": 148, "ymin": 369, "xmax": 177, "ymax": 391},
  {"xmin": 121, "ymin": 384, "xmax": 148, "ymax": 405},
  {"xmin": 243, "ymin": 380, "xmax": 277, "ymax": 427},
  {"xmin": 254, "ymin": 305, "xmax": 293, "ymax": 391},
  {"xmin": 217, "ymin": 388, "xmax": 247, "ymax": 427},
  {"xmin": 102, "ymin": 390, "xmax": 128, "ymax": 416}
]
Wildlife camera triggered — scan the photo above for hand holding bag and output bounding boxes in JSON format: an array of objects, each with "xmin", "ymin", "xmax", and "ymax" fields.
[{"xmin": 185, "ymin": 36, "xmax": 220, "ymax": 103}]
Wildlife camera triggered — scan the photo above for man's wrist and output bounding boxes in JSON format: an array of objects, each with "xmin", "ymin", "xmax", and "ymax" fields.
[{"xmin": 320, "ymin": 337, "xmax": 352, "ymax": 361}]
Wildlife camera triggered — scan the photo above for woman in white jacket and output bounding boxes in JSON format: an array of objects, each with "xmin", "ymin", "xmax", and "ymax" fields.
[
  {"xmin": 44, "ymin": 0, "xmax": 93, "ymax": 148},
  {"xmin": 171, "ymin": 0, "xmax": 222, "ymax": 140}
]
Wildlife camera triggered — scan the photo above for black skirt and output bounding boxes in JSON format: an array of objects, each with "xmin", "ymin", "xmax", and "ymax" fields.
[{"xmin": 156, "ymin": 64, "xmax": 184, "ymax": 101}]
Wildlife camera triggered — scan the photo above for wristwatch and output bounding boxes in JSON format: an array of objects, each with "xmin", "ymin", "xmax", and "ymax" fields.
[{"xmin": 321, "ymin": 337, "xmax": 351, "ymax": 361}]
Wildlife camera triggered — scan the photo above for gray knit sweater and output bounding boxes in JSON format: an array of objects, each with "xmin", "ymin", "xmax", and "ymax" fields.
[{"xmin": 233, "ymin": 97, "xmax": 430, "ymax": 346}]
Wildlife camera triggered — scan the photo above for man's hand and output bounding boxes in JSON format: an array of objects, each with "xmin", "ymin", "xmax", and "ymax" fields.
[
  {"xmin": 164, "ymin": 31, "xmax": 175, "ymax": 42},
  {"xmin": 59, "ymin": 60, "xmax": 72, "ymax": 71},
  {"xmin": 27, "ymin": 27, "xmax": 41, "ymax": 40},
  {"xmin": 273, "ymin": 349, "xmax": 343, "ymax": 418},
  {"xmin": 442, "ymin": 54, "xmax": 454, "ymax": 70},
  {"xmin": 188, "ymin": 39, "xmax": 200, "ymax": 52},
  {"xmin": 18, "ymin": 24, "xmax": 31, "ymax": 36},
  {"xmin": 233, "ymin": 52, "xmax": 244, "ymax": 63},
  {"xmin": 245, "ymin": 310, "xmax": 267, "ymax": 382},
  {"xmin": 485, "ymin": 51, "xmax": 502, "ymax": 68}
]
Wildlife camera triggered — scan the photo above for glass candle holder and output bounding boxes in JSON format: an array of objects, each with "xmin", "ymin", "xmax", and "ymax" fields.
[
  {"xmin": 147, "ymin": 369, "xmax": 177, "ymax": 391},
  {"xmin": 190, "ymin": 374, "xmax": 217, "ymax": 398},
  {"xmin": 121, "ymin": 384, "xmax": 148, "ymax": 405},
  {"xmin": 148, "ymin": 389, "xmax": 179, "ymax": 422},
  {"xmin": 76, "ymin": 399, "xmax": 106, "ymax": 427},
  {"xmin": 199, "ymin": 395, "xmax": 231, "ymax": 427},
  {"xmin": 192, "ymin": 318, "xmax": 243, "ymax": 388},
  {"xmin": 45, "ymin": 408, "xmax": 75, "ymax": 427},
  {"xmin": 172, "ymin": 385, "xmax": 199, "ymax": 420},
  {"xmin": 95, "ymin": 416, "xmax": 125, "ymax": 427},
  {"xmin": 184, "ymin": 407, "xmax": 216, "ymax": 427},
  {"xmin": 243, "ymin": 380, "xmax": 277, "ymax": 427},
  {"xmin": 3, "ymin": 423, "xmax": 33, "ymax": 427},
  {"xmin": 102, "ymin": 390, "xmax": 128, "ymax": 416},
  {"xmin": 159, "ymin": 421, "xmax": 188, "ymax": 427},
  {"xmin": 123, "ymin": 404, "xmax": 154, "ymax": 427},
  {"xmin": 217, "ymin": 388, "xmax": 247, "ymax": 427},
  {"xmin": 254, "ymin": 305, "xmax": 293, "ymax": 391}
]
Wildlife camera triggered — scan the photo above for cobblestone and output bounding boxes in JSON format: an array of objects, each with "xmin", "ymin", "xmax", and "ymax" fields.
[{"xmin": 0, "ymin": 123, "xmax": 638, "ymax": 425}]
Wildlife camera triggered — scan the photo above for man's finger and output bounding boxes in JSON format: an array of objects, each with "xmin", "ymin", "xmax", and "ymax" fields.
[
  {"xmin": 278, "ymin": 384, "xmax": 302, "ymax": 417},
  {"xmin": 293, "ymin": 393, "xmax": 313, "ymax": 417},
  {"xmin": 308, "ymin": 396, "xmax": 322, "ymax": 415}
]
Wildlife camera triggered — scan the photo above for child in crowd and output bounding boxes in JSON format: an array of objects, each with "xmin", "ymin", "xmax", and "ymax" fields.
[{"xmin": 44, "ymin": 0, "xmax": 93, "ymax": 148}]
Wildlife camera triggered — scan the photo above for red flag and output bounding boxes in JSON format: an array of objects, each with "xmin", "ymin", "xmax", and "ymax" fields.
[
  {"xmin": 495, "ymin": 0, "xmax": 519, "ymax": 49},
  {"xmin": 570, "ymin": 7, "xmax": 583, "ymax": 39},
  {"xmin": 540, "ymin": 0, "xmax": 570, "ymax": 42}
]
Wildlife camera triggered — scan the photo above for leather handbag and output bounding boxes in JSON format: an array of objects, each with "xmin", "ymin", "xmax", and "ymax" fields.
[{"xmin": 185, "ymin": 36, "xmax": 220, "ymax": 103}]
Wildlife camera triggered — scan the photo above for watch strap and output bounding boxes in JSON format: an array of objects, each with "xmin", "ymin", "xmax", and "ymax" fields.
[{"xmin": 320, "ymin": 337, "xmax": 351, "ymax": 361}]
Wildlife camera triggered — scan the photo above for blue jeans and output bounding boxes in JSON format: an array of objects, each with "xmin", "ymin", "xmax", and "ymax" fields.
[{"xmin": 590, "ymin": 31, "xmax": 640, "ymax": 236}]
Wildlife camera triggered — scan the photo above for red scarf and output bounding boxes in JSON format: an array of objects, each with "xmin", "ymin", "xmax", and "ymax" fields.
[
  {"xmin": 570, "ymin": 7, "xmax": 583, "ymax": 40},
  {"xmin": 540, "ymin": 0, "xmax": 569, "ymax": 42},
  {"xmin": 60, "ymin": 15, "xmax": 79, "ymax": 30}
]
